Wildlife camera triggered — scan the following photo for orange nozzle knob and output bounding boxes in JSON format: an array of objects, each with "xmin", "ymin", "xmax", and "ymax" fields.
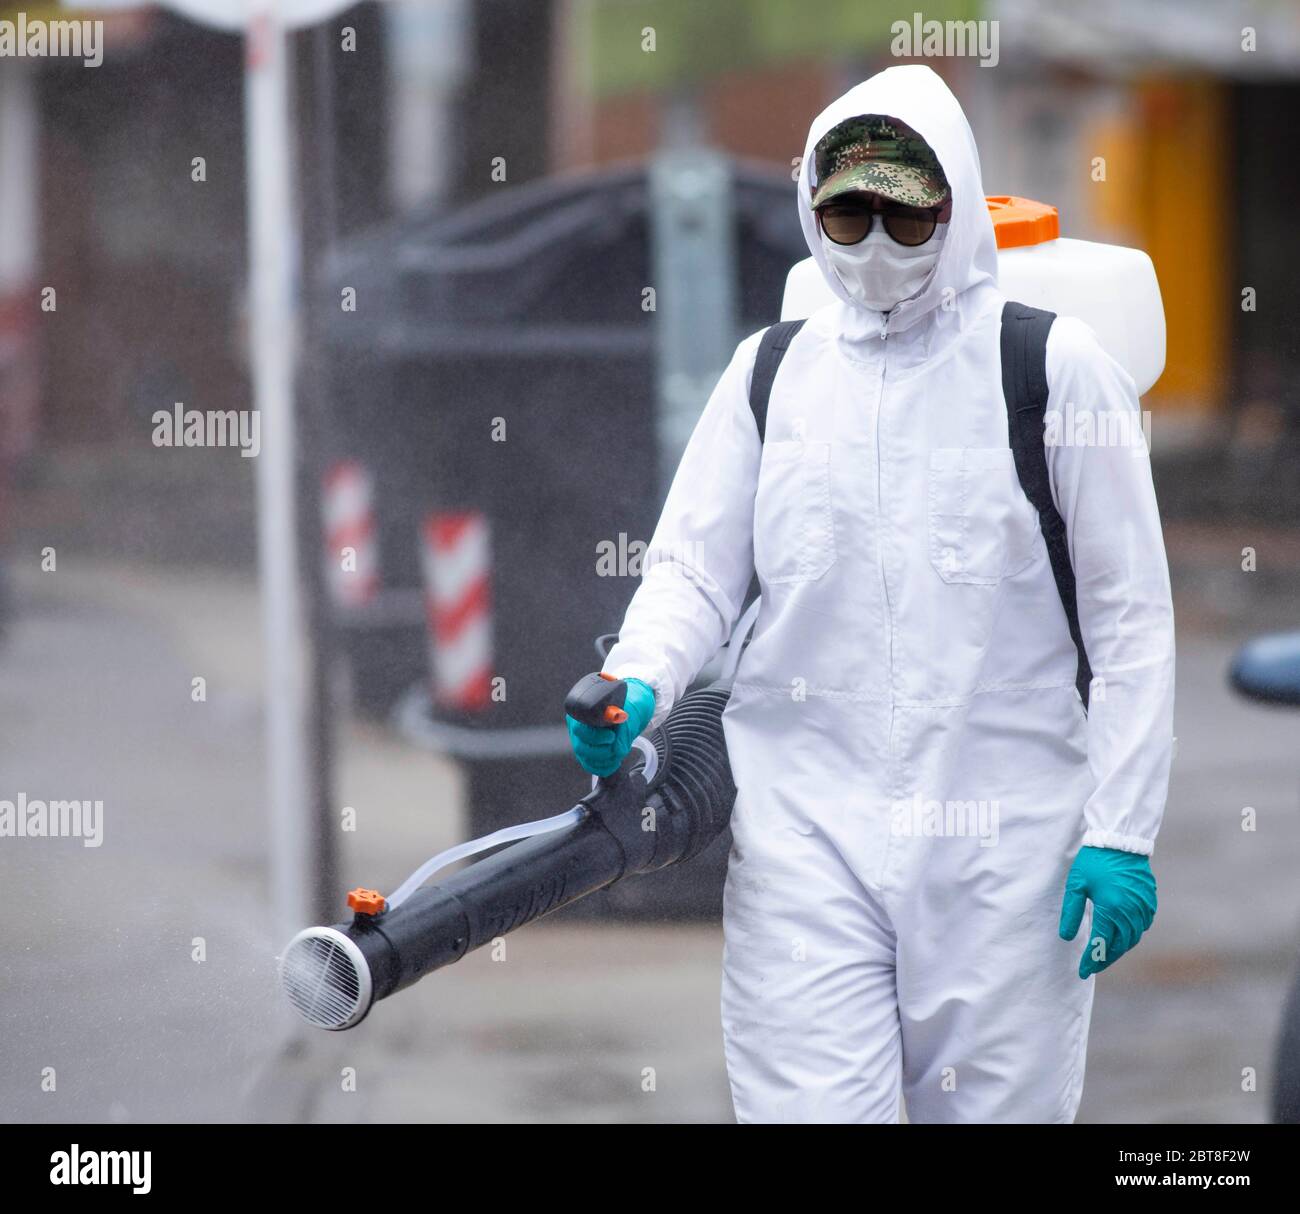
[{"xmin": 347, "ymin": 887, "xmax": 386, "ymax": 916}]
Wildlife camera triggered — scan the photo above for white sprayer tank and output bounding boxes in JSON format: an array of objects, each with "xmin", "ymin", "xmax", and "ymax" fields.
[{"xmin": 782, "ymin": 195, "xmax": 1166, "ymax": 396}]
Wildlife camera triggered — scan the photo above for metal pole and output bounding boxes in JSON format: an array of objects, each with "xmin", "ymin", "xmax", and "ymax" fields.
[
  {"xmin": 246, "ymin": 6, "xmax": 316, "ymax": 944},
  {"xmin": 649, "ymin": 140, "xmax": 738, "ymax": 501},
  {"xmin": 298, "ymin": 20, "xmax": 341, "ymax": 919}
]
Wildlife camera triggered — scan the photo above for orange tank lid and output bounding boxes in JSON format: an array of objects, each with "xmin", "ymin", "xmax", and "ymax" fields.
[{"xmin": 985, "ymin": 196, "xmax": 1059, "ymax": 249}]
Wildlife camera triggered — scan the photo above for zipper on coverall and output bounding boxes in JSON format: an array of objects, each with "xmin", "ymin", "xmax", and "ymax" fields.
[{"xmin": 875, "ymin": 320, "xmax": 897, "ymax": 832}]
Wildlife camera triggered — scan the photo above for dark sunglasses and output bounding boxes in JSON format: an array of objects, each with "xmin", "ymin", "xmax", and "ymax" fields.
[{"xmin": 816, "ymin": 199, "xmax": 943, "ymax": 247}]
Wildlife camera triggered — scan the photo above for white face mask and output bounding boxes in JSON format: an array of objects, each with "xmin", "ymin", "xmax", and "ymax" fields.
[{"xmin": 821, "ymin": 222, "xmax": 947, "ymax": 312}]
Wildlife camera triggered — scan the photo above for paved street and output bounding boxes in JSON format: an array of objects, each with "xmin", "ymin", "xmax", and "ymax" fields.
[{"xmin": 1, "ymin": 543, "xmax": 1297, "ymax": 1123}]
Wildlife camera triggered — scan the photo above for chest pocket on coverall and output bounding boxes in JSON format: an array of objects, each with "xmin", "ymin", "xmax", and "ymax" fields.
[
  {"xmin": 754, "ymin": 440, "xmax": 837, "ymax": 584},
  {"xmin": 928, "ymin": 446, "xmax": 1040, "ymax": 584}
]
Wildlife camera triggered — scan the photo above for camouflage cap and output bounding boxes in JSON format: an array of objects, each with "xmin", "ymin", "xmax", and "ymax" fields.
[{"xmin": 810, "ymin": 116, "xmax": 949, "ymax": 210}]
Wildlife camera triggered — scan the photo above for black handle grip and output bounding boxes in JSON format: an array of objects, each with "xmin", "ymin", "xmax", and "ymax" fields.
[{"xmin": 564, "ymin": 672, "xmax": 629, "ymax": 729}]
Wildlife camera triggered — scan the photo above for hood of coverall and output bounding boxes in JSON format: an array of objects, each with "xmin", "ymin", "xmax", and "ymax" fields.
[{"xmin": 798, "ymin": 65, "xmax": 999, "ymax": 335}]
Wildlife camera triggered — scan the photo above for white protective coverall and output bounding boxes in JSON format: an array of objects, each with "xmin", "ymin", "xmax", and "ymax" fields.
[{"xmin": 601, "ymin": 65, "xmax": 1175, "ymax": 1123}]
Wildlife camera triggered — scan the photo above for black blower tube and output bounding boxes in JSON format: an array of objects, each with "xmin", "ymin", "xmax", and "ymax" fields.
[{"xmin": 280, "ymin": 684, "xmax": 736, "ymax": 1030}]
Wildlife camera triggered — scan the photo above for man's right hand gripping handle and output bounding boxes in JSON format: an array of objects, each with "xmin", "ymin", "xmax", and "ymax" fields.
[{"xmin": 564, "ymin": 673, "xmax": 657, "ymax": 778}]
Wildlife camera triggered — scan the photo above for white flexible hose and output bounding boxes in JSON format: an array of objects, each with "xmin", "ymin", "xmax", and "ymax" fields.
[
  {"xmin": 388, "ymin": 694, "xmax": 667, "ymax": 910},
  {"xmin": 590, "ymin": 734, "xmax": 659, "ymax": 792},
  {"xmin": 385, "ymin": 806, "xmax": 586, "ymax": 910},
  {"xmin": 720, "ymin": 596, "xmax": 762, "ymax": 682}
]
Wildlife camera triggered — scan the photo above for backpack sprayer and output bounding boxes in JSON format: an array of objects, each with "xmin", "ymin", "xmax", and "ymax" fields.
[
  {"xmin": 785, "ymin": 195, "xmax": 1166, "ymax": 395},
  {"xmin": 279, "ymin": 652, "xmax": 745, "ymax": 1030}
]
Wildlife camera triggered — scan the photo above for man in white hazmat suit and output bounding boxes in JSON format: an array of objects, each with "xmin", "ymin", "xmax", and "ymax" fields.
[{"xmin": 567, "ymin": 65, "xmax": 1174, "ymax": 1122}]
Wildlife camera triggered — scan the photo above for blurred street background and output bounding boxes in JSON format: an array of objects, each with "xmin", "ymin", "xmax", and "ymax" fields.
[{"xmin": 2, "ymin": 0, "xmax": 1299, "ymax": 1123}]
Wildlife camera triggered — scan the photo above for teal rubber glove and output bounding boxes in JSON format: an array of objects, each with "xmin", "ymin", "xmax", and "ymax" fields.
[
  {"xmin": 566, "ymin": 677, "xmax": 656, "ymax": 778},
  {"xmin": 1059, "ymin": 846, "xmax": 1158, "ymax": 979}
]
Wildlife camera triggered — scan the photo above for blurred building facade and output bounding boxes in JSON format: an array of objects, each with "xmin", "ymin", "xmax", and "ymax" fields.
[
  {"xmin": 551, "ymin": 0, "xmax": 1300, "ymax": 448},
  {"xmin": 3, "ymin": 0, "xmax": 1299, "ymax": 574}
]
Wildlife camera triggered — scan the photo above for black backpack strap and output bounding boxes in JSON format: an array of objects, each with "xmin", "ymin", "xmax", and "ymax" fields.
[
  {"xmin": 748, "ymin": 319, "xmax": 806, "ymax": 443},
  {"xmin": 1000, "ymin": 300, "xmax": 1094, "ymax": 710}
]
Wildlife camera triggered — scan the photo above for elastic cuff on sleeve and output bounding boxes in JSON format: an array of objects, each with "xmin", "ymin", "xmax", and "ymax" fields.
[{"xmin": 1081, "ymin": 828, "xmax": 1155, "ymax": 857}]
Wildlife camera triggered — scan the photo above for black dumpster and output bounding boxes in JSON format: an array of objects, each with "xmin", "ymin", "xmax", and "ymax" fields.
[{"xmin": 322, "ymin": 158, "xmax": 807, "ymax": 918}]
